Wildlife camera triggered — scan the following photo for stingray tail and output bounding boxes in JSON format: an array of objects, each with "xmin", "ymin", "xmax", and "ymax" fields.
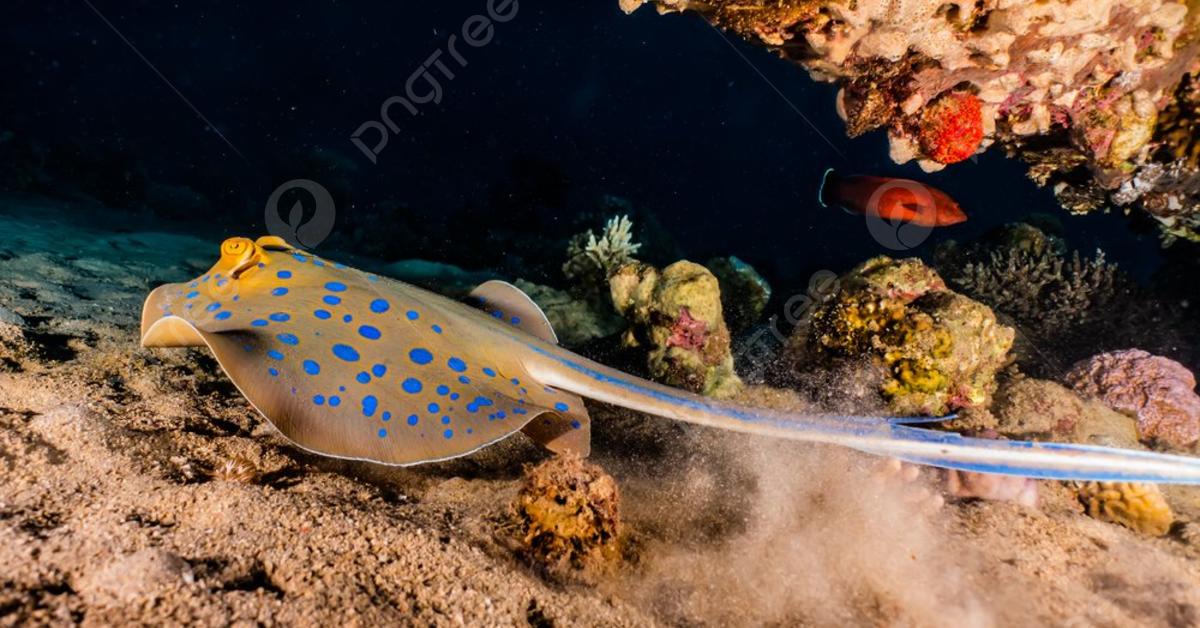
[{"xmin": 527, "ymin": 346, "xmax": 1200, "ymax": 484}]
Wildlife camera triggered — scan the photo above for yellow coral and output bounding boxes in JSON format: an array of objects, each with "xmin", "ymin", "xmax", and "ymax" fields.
[
  {"xmin": 512, "ymin": 455, "xmax": 623, "ymax": 584},
  {"xmin": 1077, "ymin": 481, "xmax": 1174, "ymax": 536}
]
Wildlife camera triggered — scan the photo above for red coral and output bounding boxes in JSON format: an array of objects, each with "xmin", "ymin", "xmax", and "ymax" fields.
[
  {"xmin": 917, "ymin": 91, "xmax": 984, "ymax": 164},
  {"xmin": 667, "ymin": 307, "xmax": 708, "ymax": 351}
]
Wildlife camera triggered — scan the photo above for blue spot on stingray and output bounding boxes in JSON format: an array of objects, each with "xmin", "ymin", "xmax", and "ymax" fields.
[
  {"xmin": 269, "ymin": 312, "xmax": 290, "ymax": 322},
  {"xmin": 333, "ymin": 262, "xmax": 346, "ymax": 269},
  {"xmin": 313, "ymin": 259, "xmax": 325, "ymax": 267},
  {"xmin": 473, "ymin": 396, "xmax": 495, "ymax": 407},
  {"xmin": 303, "ymin": 359, "xmax": 321, "ymax": 375},
  {"xmin": 406, "ymin": 310, "xmax": 419, "ymax": 320},
  {"xmin": 491, "ymin": 310, "xmax": 503, "ymax": 319},
  {"xmin": 409, "ymin": 348, "xmax": 432, "ymax": 365},
  {"xmin": 441, "ymin": 416, "xmax": 450, "ymax": 424},
  {"xmin": 215, "ymin": 311, "xmax": 232, "ymax": 321},
  {"xmin": 292, "ymin": 253, "xmax": 307, "ymax": 263},
  {"xmin": 268, "ymin": 367, "xmax": 279, "ymax": 377},
  {"xmin": 361, "ymin": 394, "xmax": 378, "ymax": 416},
  {"xmin": 356, "ymin": 372, "xmax": 371, "ymax": 384},
  {"xmin": 428, "ymin": 402, "xmax": 440, "ymax": 413},
  {"xmin": 513, "ymin": 407, "xmax": 527, "ymax": 415},
  {"xmin": 267, "ymin": 350, "xmax": 284, "ymax": 360},
  {"xmin": 314, "ymin": 309, "xmax": 331, "ymax": 320},
  {"xmin": 343, "ymin": 314, "xmax": 352, "ymax": 323},
  {"xmin": 450, "ymin": 393, "xmax": 460, "ymax": 401},
  {"xmin": 277, "ymin": 333, "xmax": 299, "ymax": 345},
  {"xmin": 251, "ymin": 319, "xmax": 268, "ymax": 327},
  {"xmin": 554, "ymin": 402, "xmax": 569, "ymax": 412},
  {"xmin": 571, "ymin": 420, "xmax": 582, "ymax": 429},
  {"xmin": 206, "ymin": 302, "xmax": 222, "ymax": 312},
  {"xmin": 325, "ymin": 281, "xmax": 347, "ymax": 292},
  {"xmin": 511, "ymin": 378, "xmax": 520, "ymax": 385},
  {"xmin": 272, "ymin": 287, "xmax": 289, "ymax": 296},
  {"xmin": 443, "ymin": 429, "xmax": 453, "ymax": 439},
  {"xmin": 332, "ymin": 344, "xmax": 360, "ymax": 362},
  {"xmin": 277, "ymin": 270, "xmax": 292, "ymax": 279},
  {"xmin": 436, "ymin": 385, "xmax": 450, "ymax": 395},
  {"xmin": 328, "ymin": 396, "xmax": 341, "ymax": 407},
  {"xmin": 382, "ymin": 411, "xmax": 392, "ymax": 422},
  {"xmin": 323, "ymin": 295, "xmax": 341, "ymax": 305},
  {"xmin": 447, "ymin": 357, "xmax": 467, "ymax": 372},
  {"xmin": 407, "ymin": 414, "xmax": 419, "ymax": 426},
  {"xmin": 431, "ymin": 324, "xmax": 443, "ymax": 334},
  {"xmin": 371, "ymin": 364, "xmax": 387, "ymax": 377},
  {"xmin": 186, "ymin": 291, "xmax": 199, "ymax": 299},
  {"xmin": 402, "ymin": 378, "xmax": 422, "ymax": 394},
  {"xmin": 359, "ymin": 325, "xmax": 381, "ymax": 340},
  {"xmin": 458, "ymin": 376, "xmax": 470, "ymax": 385},
  {"xmin": 511, "ymin": 316, "xmax": 521, "ymax": 324},
  {"xmin": 313, "ymin": 395, "xmax": 325, "ymax": 405},
  {"xmin": 482, "ymin": 368, "xmax": 496, "ymax": 377},
  {"xmin": 232, "ymin": 295, "xmax": 240, "ymax": 302},
  {"xmin": 378, "ymin": 428, "xmax": 387, "ymax": 438},
  {"xmin": 189, "ymin": 281, "xmax": 198, "ymax": 288},
  {"xmin": 467, "ymin": 403, "xmax": 478, "ymax": 413},
  {"xmin": 242, "ymin": 344, "xmax": 253, "ymax": 353},
  {"xmin": 338, "ymin": 386, "xmax": 345, "ymax": 392},
  {"xmin": 369, "ymin": 299, "xmax": 389, "ymax": 313}
]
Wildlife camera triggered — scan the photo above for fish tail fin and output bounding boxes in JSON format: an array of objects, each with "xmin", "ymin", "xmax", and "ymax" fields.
[
  {"xmin": 529, "ymin": 348, "xmax": 1200, "ymax": 484},
  {"xmin": 818, "ymin": 168, "xmax": 837, "ymax": 208}
]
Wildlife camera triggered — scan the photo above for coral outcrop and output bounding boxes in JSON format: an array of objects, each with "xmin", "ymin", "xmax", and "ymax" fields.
[
  {"xmin": 564, "ymin": 214, "xmax": 643, "ymax": 292},
  {"xmin": 1067, "ymin": 349, "xmax": 1200, "ymax": 449},
  {"xmin": 620, "ymin": 0, "xmax": 1200, "ymax": 242},
  {"xmin": 784, "ymin": 256, "xmax": 1013, "ymax": 416},
  {"xmin": 610, "ymin": 260, "xmax": 742, "ymax": 396},
  {"xmin": 1077, "ymin": 481, "xmax": 1176, "ymax": 536},
  {"xmin": 511, "ymin": 455, "xmax": 623, "ymax": 584}
]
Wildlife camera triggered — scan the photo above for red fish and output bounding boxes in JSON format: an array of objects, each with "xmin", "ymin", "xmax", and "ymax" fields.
[{"xmin": 818, "ymin": 169, "xmax": 967, "ymax": 227}]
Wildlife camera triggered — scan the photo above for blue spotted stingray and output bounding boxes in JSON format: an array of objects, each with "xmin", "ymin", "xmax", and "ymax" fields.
[{"xmin": 141, "ymin": 236, "xmax": 1200, "ymax": 483}]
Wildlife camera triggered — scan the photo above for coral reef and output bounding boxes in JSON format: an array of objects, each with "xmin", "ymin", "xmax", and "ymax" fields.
[
  {"xmin": 513, "ymin": 279, "xmax": 623, "ymax": 347},
  {"xmin": 511, "ymin": 455, "xmax": 623, "ymax": 584},
  {"xmin": 705, "ymin": 256, "xmax": 771, "ymax": 333},
  {"xmin": 784, "ymin": 256, "xmax": 1013, "ymax": 416},
  {"xmin": 564, "ymin": 214, "xmax": 643, "ymax": 292},
  {"xmin": 610, "ymin": 260, "xmax": 743, "ymax": 397},
  {"xmin": 619, "ymin": 0, "xmax": 1200, "ymax": 241},
  {"xmin": 1077, "ymin": 481, "xmax": 1176, "ymax": 536},
  {"xmin": 1067, "ymin": 349, "xmax": 1200, "ymax": 450}
]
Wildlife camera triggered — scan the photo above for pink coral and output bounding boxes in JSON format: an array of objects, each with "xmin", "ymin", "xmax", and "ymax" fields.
[
  {"xmin": 667, "ymin": 306, "xmax": 708, "ymax": 351},
  {"xmin": 1066, "ymin": 350, "xmax": 1200, "ymax": 449}
]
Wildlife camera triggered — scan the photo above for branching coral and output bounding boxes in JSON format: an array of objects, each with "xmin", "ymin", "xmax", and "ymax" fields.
[
  {"xmin": 563, "ymin": 214, "xmax": 643, "ymax": 288},
  {"xmin": 620, "ymin": 0, "xmax": 1200, "ymax": 241}
]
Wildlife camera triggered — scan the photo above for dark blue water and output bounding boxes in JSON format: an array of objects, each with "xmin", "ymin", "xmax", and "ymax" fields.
[{"xmin": 0, "ymin": 0, "xmax": 1177, "ymax": 287}]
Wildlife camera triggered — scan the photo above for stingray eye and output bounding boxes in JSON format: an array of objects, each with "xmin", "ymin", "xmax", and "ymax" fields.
[{"xmin": 220, "ymin": 237, "xmax": 261, "ymax": 278}]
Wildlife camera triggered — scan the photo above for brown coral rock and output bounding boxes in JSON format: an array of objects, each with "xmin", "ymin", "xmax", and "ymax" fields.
[
  {"xmin": 512, "ymin": 455, "xmax": 623, "ymax": 584},
  {"xmin": 1077, "ymin": 481, "xmax": 1175, "ymax": 536},
  {"xmin": 1067, "ymin": 350, "xmax": 1200, "ymax": 450}
]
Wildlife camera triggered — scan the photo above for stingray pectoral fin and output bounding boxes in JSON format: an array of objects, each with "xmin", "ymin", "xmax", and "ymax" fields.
[
  {"xmin": 141, "ymin": 284, "xmax": 205, "ymax": 347},
  {"xmin": 519, "ymin": 391, "xmax": 591, "ymax": 457},
  {"xmin": 468, "ymin": 280, "xmax": 559, "ymax": 344}
]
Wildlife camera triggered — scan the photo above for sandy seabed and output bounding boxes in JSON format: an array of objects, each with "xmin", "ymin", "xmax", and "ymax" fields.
[{"xmin": 2, "ymin": 197, "xmax": 1200, "ymax": 627}]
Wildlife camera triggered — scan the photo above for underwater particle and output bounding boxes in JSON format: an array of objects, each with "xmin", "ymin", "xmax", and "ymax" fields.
[
  {"xmin": 205, "ymin": 455, "xmax": 260, "ymax": 484},
  {"xmin": 510, "ymin": 454, "xmax": 623, "ymax": 585},
  {"xmin": 1066, "ymin": 350, "xmax": 1200, "ymax": 450},
  {"xmin": 917, "ymin": 91, "xmax": 984, "ymax": 165},
  {"xmin": 609, "ymin": 260, "xmax": 742, "ymax": 397},
  {"xmin": 1076, "ymin": 481, "xmax": 1174, "ymax": 536},
  {"xmin": 705, "ymin": 256, "xmax": 771, "ymax": 333}
]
